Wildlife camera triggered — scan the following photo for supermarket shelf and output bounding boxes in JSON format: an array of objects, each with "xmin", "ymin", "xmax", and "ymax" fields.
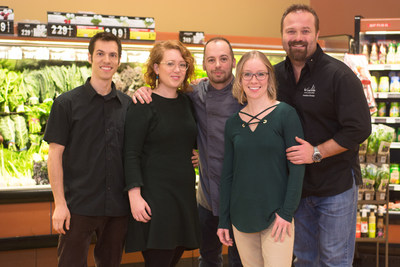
[
  {"xmin": 374, "ymin": 92, "xmax": 400, "ymax": 99},
  {"xmin": 389, "ymin": 184, "xmax": 400, "ymax": 191},
  {"xmin": 368, "ymin": 64, "xmax": 400, "ymax": 71},
  {"xmin": 356, "ymin": 237, "xmax": 387, "ymax": 243},
  {"xmin": 371, "ymin": 117, "xmax": 400, "ymax": 124},
  {"xmin": 391, "ymin": 142, "xmax": 400, "ymax": 149}
]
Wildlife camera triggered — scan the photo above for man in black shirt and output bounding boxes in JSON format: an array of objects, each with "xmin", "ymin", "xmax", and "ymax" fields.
[
  {"xmin": 44, "ymin": 32, "xmax": 132, "ymax": 267},
  {"xmin": 276, "ymin": 4, "xmax": 371, "ymax": 267}
]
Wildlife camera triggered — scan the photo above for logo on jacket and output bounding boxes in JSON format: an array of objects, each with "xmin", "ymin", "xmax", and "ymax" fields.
[{"xmin": 303, "ymin": 84, "xmax": 316, "ymax": 98}]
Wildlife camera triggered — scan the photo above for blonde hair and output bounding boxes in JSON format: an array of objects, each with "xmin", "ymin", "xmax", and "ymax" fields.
[
  {"xmin": 144, "ymin": 40, "xmax": 194, "ymax": 92},
  {"xmin": 232, "ymin": 51, "xmax": 277, "ymax": 105}
]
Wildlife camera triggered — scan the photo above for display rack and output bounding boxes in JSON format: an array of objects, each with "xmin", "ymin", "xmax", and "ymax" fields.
[{"xmin": 354, "ymin": 16, "xmax": 400, "ymax": 267}]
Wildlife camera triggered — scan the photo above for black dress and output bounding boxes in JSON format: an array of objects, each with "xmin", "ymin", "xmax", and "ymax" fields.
[{"xmin": 124, "ymin": 93, "xmax": 200, "ymax": 252}]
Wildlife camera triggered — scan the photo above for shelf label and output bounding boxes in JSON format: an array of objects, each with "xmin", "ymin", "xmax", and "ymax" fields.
[
  {"xmin": 129, "ymin": 28, "xmax": 156, "ymax": 41},
  {"xmin": 179, "ymin": 31, "xmax": 205, "ymax": 44},
  {"xmin": 17, "ymin": 23, "xmax": 47, "ymax": 38},
  {"xmin": 76, "ymin": 25, "xmax": 103, "ymax": 38},
  {"xmin": 48, "ymin": 23, "xmax": 77, "ymax": 38}
]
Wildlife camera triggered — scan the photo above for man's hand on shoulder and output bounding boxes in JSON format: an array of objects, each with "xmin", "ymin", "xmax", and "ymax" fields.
[
  {"xmin": 191, "ymin": 77, "xmax": 209, "ymax": 86},
  {"xmin": 132, "ymin": 87, "xmax": 153, "ymax": 104}
]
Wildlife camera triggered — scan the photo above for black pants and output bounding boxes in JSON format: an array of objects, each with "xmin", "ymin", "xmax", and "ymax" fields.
[
  {"xmin": 57, "ymin": 214, "xmax": 128, "ymax": 267},
  {"xmin": 142, "ymin": 247, "xmax": 185, "ymax": 267}
]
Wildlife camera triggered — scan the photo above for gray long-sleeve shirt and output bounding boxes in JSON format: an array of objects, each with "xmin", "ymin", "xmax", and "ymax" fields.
[{"xmin": 187, "ymin": 79, "xmax": 242, "ymax": 216}]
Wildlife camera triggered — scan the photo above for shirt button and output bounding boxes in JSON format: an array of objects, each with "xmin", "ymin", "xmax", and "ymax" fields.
[{"xmin": 107, "ymin": 187, "xmax": 111, "ymax": 191}]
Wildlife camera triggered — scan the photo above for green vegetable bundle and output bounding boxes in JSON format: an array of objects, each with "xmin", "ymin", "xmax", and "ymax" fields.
[{"xmin": 367, "ymin": 124, "xmax": 395, "ymax": 155}]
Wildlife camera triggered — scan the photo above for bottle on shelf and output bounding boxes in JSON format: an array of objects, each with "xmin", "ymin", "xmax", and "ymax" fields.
[
  {"xmin": 368, "ymin": 210, "xmax": 376, "ymax": 238},
  {"xmin": 362, "ymin": 43, "xmax": 369, "ymax": 62},
  {"xmin": 395, "ymin": 43, "xmax": 400, "ymax": 64},
  {"xmin": 387, "ymin": 42, "xmax": 396, "ymax": 64},
  {"xmin": 370, "ymin": 43, "xmax": 379, "ymax": 64},
  {"xmin": 378, "ymin": 102, "xmax": 386, "ymax": 117},
  {"xmin": 361, "ymin": 209, "xmax": 369, "ymax": 237},
  {"xmin": 390, "ymin": 76, "xmax": 400, "ymax": 92},
  {"xmin": 356, "ymin": 211, "xmax": 361, "ymax": 238},
  {"xmin": 376, "ymin": 209, "xmax": 385, "ymax": 238},
  {"xmin": 390, "ymin": 102, "xmax": 400, "ymax": 117},
  {"xmin": 371, "ymin": 76, "xmax": 378, "ymax": 92},
  {"xmin": 379, "ymin": 43, "xmax": 387, "ymax": 64},
  {"xmin": 379, "ymin": 76, "xmax": 390, "ymax": 92}
]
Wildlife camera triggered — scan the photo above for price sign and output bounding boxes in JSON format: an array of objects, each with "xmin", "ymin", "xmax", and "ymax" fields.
[
  {"xmin": 129, "ymin": 28, "xmax": 156, "ymax": 41},
  {"xmin": 0, "ymin": 20, "xmax": 13, "ymax": 34},
  {"xmin": 104, "ymin": 26, "xmax": 129, "ymax": 40},
  {"xmin": 179, "ymin": 31, "xmax": 205, "ymax": 44},
  {"xmin": 47, "ymin": 23, "xmax": 76, "ymax": 38},
  {"xmin": 18, "ymin": 23, "xmax": 47, "ymax": 38},
  {"xmin": 76, "ymin": 25, "xmax": 104, "ymax": 38}
]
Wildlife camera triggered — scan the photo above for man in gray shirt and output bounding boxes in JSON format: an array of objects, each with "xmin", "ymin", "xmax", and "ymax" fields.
[{"xmin": 134, "ymin": 37, "xmax": 242, "ymax": 267}]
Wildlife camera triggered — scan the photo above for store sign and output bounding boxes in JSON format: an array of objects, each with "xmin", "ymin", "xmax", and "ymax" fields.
[
  {"xmin": 179, "ymin": 31, "xmax": 205, "ymax": 44},
  {"xmin": 367, "ymin": 23, "xmax": 391, "ymax": 29},
  {"xmin": 17, "ymin": 23, "xmax": 47, "ymax": 37},
  {"xmin": 0, "ymin": 7, "xmax": 14, "ymax": 35},
  {"xmin": 47, "ymin": 11, "xmax": 155, "ymax": 40}
]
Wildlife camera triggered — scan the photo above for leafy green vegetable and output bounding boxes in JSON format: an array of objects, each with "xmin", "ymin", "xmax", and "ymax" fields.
[
  {"xmin": 11, "ymin": 114, "xmax": 29, "ymax": 150},
  {"xmin": 0, "ymin": 115, "xmax": 16, "ymax": 151}
]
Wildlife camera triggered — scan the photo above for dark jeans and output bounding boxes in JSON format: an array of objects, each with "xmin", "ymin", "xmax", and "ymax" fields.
[
  {"xmin": 57, "ymin": 214, "xmax": 128, "ymax": 267},
  {"xmin": 142, "ymin": 247, "xmax": 185, "ymax": 267},
  {"xmin": 198, "ymin": 204, "xmax": 242, "ymax": 267}
]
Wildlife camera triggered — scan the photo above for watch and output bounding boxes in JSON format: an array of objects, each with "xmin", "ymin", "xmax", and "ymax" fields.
[{"xmin": 312, "ymin": 146, "xmax": 322, "ymax": 163}]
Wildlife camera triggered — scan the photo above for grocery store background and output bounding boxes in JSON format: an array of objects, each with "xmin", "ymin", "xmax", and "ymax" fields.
[
  {"xmin": 1, "ymin": 0, "xmax": 400, "ymax": 267},
  {"xmin": 2, "ymin": 0, "xmax": 400, "ymax": 38}
]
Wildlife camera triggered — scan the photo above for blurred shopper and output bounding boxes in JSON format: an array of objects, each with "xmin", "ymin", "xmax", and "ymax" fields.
[
  {"xmin": 45, "ymin": 32, "xmax": 131, "ymax": 267},
  {"xmin": 275, "ymin": 4, "xmax": 372, "ymax": 266},
  {"xmin": 133, "ymin": 37, "xmax": 243, "ymax": 267},
  {"xmin": 123, "ymin": 40, "xmax": 200, "ymax": 267},
  {"xmin": 217, "ymin": 51, "xmax": 304, "ymax": 267}
]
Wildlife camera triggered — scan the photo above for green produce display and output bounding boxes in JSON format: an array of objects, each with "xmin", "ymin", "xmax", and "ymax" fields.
[
  {"xmin": 367, "ymin": 124, "xmax": 394, "ymax": 155},
  {"xmin": 0, "ymin": 63, "xmax": 90, "ymax": 187}
]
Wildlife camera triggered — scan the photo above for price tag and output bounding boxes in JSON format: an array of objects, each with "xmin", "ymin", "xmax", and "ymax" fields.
[
  {"xmin": 18, "ymin": 23, "xmax": 47, "ymax": 38},
  {"xmin": 47, "ymin": 23, "xmax": 76, "ymax": 38},
  {"xmin": 76, "ymin": 25, "xmax": 103, "ymax": 38},
  {"xmin": 104, "ymin": 26, "xmax": 129, "ymax": 40},
  {"xmin": 179, "ymin": 31, "xmax": 205, "ymax": 44},
  {"xmin": 129, "ymin": 28, "xmax": 156, "ymax": 41},
  {"xmin": 0, "ymin": 20, "xmax": 13, "ymax": 34}
]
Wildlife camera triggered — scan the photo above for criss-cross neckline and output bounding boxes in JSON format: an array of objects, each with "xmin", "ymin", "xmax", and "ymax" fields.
[{"xmin": 239, "ymin": 104, "xmax": 279, "ymax": 131}]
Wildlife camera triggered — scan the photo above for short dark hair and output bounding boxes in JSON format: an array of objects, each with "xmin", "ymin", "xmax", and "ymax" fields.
[
  {"xmin": 203, "ymin": 36, "xmax": 234, "ymax": 60},
  {"xmin": 280, "ymin": 4, "xmax": 319, "ymax": 34},
  {"xmin": 88, "ymin": 32, "xmax": 122, "ymax": 59}
]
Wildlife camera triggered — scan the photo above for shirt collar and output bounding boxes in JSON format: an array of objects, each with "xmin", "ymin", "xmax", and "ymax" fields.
[
  {"xmin": 84, "ymin": 78, "xmax": 121, "ymax": 103},
  {"xmin": 284, "ymin": 43, "xmax": 323, "ymax": 74},
  {"xmin": 207, "ymin": 76, "xmax": 234, "ymax": 93}
]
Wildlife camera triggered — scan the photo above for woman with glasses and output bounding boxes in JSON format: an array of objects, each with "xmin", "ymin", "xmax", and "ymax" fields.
[
  {"xmin": 217, "ymin": 51, "xmax": 305, "ymax": 267},
  {"xmin": 124, "ymin": 40, "xmax": 200, "ymax": 266}
]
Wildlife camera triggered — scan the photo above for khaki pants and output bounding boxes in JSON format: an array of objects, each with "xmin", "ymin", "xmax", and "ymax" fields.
[{"xmin": 232, "ymin": 221, "xmax": 294, "ymax": 267}]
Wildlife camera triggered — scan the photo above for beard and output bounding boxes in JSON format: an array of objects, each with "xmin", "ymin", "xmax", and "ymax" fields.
[{"xmin": 287, "ymin": 41, "xmax": 308, "ymax": 62}]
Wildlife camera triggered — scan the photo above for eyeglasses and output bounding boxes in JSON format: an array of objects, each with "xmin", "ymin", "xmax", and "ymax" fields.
[
  {"xmin": 160, "ymin": 61, "xmax": 188, "ymax": 71},
  {"xmin": 242, "ymin": 72, "xmax": 269, "ymax": 81}
]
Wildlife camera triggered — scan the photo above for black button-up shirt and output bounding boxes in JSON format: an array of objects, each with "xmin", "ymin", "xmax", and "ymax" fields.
[
  {"xmin": 44, "ymin": 78, "xmax": 132, "ymax": 216},
  {"xmin": 275, "ymin": 44, "xmax": 371, "ymax": 197}
]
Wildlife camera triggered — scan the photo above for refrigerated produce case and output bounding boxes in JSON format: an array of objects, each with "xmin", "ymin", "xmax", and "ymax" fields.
[{"xmin": 354, "ymin": 16, "xmax": 400, "ymax": 267}]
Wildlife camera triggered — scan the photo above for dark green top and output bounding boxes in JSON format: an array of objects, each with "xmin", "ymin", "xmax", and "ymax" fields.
[
  {"xmin": 219, "ymin": 102, "xmax": 305, "ymax": 233},
  {"xmin": 124, "ymin": 93, "xmax": 200, "ymax": 252}
]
